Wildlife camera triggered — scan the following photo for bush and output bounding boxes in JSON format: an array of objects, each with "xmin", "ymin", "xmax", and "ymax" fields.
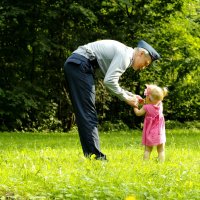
[
  {"xmin": 98, "ymin": 120, "xmax": 130, "ymax": 132},
  {"xmin": 165, "ymin": 120, "xmax": 200, "ymax": 129}
]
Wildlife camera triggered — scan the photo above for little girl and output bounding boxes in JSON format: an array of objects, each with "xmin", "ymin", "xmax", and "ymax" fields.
[{"xmin": 133, "ymin": 84, "xmax": 168, "ymax": 162}]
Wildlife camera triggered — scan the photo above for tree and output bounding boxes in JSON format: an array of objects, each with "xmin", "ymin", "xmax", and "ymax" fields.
[{"xmin": 0, "ymin": 0, "xmax": 199, "ymax": 131}]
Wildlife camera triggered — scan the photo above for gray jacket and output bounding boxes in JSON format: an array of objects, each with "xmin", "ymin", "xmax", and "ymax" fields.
[{"xmin": 73, "ymin": 40, "xmax": 137, "ymax": 102}]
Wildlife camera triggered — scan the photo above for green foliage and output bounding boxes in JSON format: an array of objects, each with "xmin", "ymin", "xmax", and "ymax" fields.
[
  {"xmin": 165, "ymin": 120, "xmax": 200, "ymax": 129},
  {"xmin": 0, "ymin": 130, "xmax": 199, "ymax": 199},
  {"xmin": 0, "ymin": 0, "xmax": 199, "ymax": 131},
  {"xmin": 0, "ymin": 81, "xmax": 62, "ymax": 131},
  {"xmin": 99, "ymin": 120, "xmax": 130, "ymax": 132}
]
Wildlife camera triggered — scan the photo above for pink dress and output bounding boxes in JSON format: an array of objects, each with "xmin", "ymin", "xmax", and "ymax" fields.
[{"xmin": 142, "ymin": 102, "xmax": 166, "ymax": 146}]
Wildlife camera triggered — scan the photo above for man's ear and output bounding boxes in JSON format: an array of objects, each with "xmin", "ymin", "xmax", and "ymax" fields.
[{"xmin": 139, "ymin": 51, "xmax": 144, "ymax": 56}]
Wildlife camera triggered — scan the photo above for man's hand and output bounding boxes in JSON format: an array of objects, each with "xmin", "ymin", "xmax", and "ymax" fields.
[{"xmin": 126, "ymin": 99, "xmax": 138, "ymax": 108}]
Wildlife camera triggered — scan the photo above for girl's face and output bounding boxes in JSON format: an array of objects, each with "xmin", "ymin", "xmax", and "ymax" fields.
[{"xmin": 132, "ymin": 51, "xmax": 152, "ymax": 71}]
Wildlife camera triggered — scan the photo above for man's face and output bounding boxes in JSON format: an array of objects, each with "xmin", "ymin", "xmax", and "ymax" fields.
[{"xmin": 132, "ymin": 51, "xmax": 152, "ymax": 71}]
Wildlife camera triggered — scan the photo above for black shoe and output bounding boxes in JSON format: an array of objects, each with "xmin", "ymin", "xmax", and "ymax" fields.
[{"xmin": 96, "ymin": 155, "xmax": 108, "ymax": 161}]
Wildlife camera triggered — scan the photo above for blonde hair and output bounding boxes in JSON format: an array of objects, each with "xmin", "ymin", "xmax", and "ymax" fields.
[{"xmin": 146, "ymin": 84, "xmax": 168, "ymax": 102}]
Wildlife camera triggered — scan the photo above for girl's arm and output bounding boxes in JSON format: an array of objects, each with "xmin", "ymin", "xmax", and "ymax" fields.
[{"xmin": 133, "ymin": 106, "xmax": 146, "ymax": 116}]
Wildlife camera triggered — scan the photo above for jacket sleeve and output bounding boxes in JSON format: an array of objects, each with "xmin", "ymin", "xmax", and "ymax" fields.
[{"xmin": 103, "ymin": 54, "xmax": 136, "ymax": 101}]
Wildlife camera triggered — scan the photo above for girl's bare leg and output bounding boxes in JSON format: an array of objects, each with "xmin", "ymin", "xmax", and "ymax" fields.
[
  {"xmin": 143, "ymin": 146, "xmax": 153, "ymax": 161},
  {"xmin": 157, "ymin": 143, "xmax": 165, "ymax": 162}
]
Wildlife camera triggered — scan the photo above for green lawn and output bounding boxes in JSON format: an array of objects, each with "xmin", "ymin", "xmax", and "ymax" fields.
[{"xmin": 0, "ymin": 129, "xmax": 199, "ymax": 199}]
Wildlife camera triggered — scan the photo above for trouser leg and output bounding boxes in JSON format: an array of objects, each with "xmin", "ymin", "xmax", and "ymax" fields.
[{"xmin": 64, "ymin": 59, "xmax": 106, "ymax": 159}]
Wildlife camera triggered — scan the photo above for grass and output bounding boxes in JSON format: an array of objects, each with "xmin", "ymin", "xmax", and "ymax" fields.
[{"xmin": 0, "ymin": 128, "xmax": 199, "ymax": 199}]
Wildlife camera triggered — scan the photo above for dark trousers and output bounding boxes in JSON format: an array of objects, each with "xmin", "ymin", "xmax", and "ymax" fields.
[{"xmin": 64, "ymin": 53, "xmax": 106, "ymax": 159}]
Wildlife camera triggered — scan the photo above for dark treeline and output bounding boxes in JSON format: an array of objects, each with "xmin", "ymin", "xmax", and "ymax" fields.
[{"xmin": 0, "ymin": 0, "xmax": 199, "ymax": 131}]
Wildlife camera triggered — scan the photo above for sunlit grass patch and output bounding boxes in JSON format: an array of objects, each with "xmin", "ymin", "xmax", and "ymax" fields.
[{"xmin": 0, "ymin": 129, "xmax": 199, "ymax": 199}]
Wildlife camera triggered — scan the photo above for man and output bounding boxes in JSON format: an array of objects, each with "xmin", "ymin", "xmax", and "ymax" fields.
[{"xmin": 64, "ymin": 39, "xmax": 160, "ymax": 160}]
